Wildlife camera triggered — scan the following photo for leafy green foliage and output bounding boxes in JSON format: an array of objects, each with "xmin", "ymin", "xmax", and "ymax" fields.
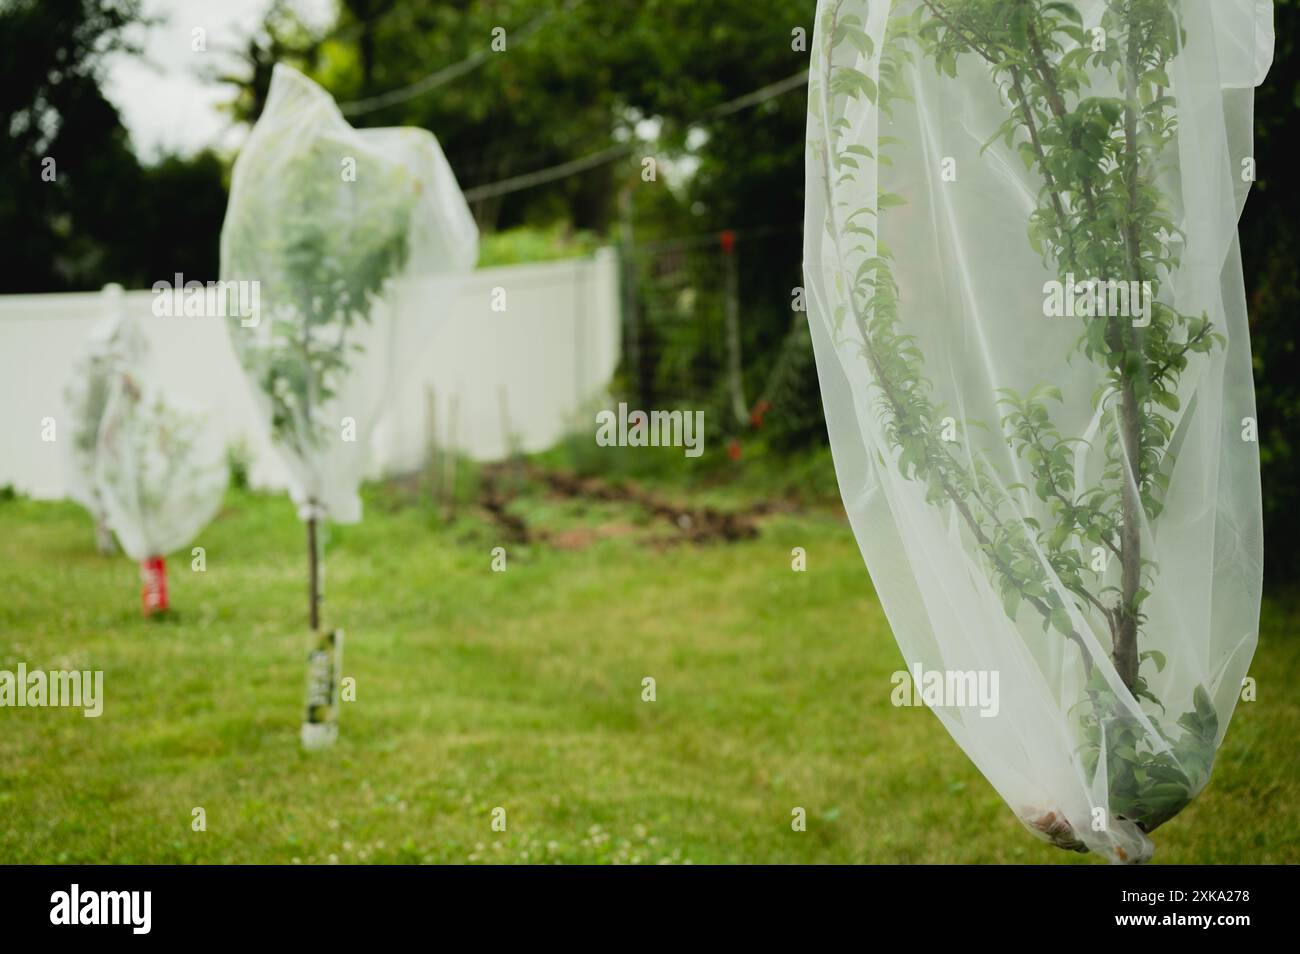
[
  {"xmin": 1076, "ymin": 672, "xmax": 1218, "ymax": 831},
  {"xmin": 233, "ymin": 140, "xmax": 414, "ymax": 460},
  {"xmin": 812, "ymin": 0, "xmax": 1236, "ymax": 838},
  {"xmin": 95, "ymin": 372, "xmax": 213, "ymax": 523}
]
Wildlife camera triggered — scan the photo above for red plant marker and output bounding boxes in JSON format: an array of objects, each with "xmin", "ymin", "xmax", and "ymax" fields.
[{"xmin": 141, "ymin": 557, "xmax": 168, "ymax": 615}]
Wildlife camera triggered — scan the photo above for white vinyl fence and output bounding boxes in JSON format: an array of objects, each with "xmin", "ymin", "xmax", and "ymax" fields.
[{"xmin": 0, "ymin": 250, "xmax": 619, "ymax": 499}]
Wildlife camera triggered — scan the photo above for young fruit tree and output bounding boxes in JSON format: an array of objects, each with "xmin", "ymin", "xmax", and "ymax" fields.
[
  {"xmin": 804, "ymin": 0, "xmax": 1270, "ymax": 861},
  {"xmin": 219, "ymin": 65, "xmax": 478, "ymax": 749},
  {"xmin": 64, "ymin": 284, "xmax": 140, "ymax": 555},
  {"xmin": 91, "ymin": 313, "xmax": 229, "ymax": 615}
]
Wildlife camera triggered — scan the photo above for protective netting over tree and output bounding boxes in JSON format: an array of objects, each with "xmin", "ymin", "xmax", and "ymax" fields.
[
  {"xmin": 219, "ymin": 64, "xmax": 479, "ymax": 526},
  {"xmin": 63, "ymin": 284, "xmax": 144, "ymax": 553},
  {"xmin": 94, "ymin": 369, "xmax": 229, "ymax": 564},
  {"xmin": 804, "ymin": 0, "xmax": 1271, "ymax": 862},
  {"xmin": 220, "ymin": 64, "xmax": 477, "ymax": 747}
]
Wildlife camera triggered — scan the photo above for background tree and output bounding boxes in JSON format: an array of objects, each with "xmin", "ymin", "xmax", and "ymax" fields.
[
  {"xmin": 0, "ymin": 0, "xmax": 143, "ymax": 291},
  {"xmin": 0, "ymin": 0, "xmax": 227, "ymax": 291},
  {"xmin": 1241, "ymin": 0, "xmax": 1300, "ymax": 582}
]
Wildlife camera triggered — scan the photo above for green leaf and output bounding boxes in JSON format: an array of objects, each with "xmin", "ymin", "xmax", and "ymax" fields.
[
  {"xmin": 1153, "ymin": 389, "xmax": 1180, "ymax": 412},
  {"xmin": 1050, "ymin": 607, "xmax": 1072, "ymax": 635},
  {"xmin": 1002, "ymin": 587, "xmax": 1021, "ymax": 620}
]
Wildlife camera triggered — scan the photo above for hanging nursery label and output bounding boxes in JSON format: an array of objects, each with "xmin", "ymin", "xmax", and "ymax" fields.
[
  {"xmin": 804, "ymin": 0, "xmax": 1269, "ymax": 862},
  {"xmin": 302, "ymin": 628, "xmax": 344, "ymax": 751}
]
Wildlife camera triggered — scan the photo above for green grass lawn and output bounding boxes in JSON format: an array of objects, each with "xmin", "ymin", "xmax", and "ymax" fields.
[{"xmin": 1, "ymin": 467, "xmax": 1296, "ymax": 864}]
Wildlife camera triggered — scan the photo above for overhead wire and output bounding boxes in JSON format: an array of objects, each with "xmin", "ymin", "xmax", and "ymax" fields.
[
  {"xmin": 331, "ymin": 5, "xmax": 809, "ymax": 202},
  {"xmin": 338, "ymin": 0, "xmax": 587, "ymax": 116},
  {"xmin": 461, "ymin": 71, "xmax": 810, "ymax": 201}
]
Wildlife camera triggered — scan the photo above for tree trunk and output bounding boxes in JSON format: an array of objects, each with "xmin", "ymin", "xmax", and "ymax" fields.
[
  {"xmin": 1114, "ymin": 375, "xmax": 1142, "ymax": 690},
  {"xmin": 307, "ymin": 512, "xmax": 320, "ymax": 632},
  {"xmin": 94, "ymin": 518, "xmax": 115, "ymax": 555},
  {"xmin": 1111, "ymin": 20, "xmax": 1146, "ymax": 693}
]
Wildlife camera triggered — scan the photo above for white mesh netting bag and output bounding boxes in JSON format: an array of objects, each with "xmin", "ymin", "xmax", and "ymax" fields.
[
  {"xmin": 63, "ymin": 284, "xmax": 145, "ymax": 552},
  {"xmin": 219, "ymin": 64, "xmax": 478, "ymax": 526},
  {"xmin": 804, "ymin": 0, "xmax": 1271, "ymax": 862},
  {"xmin": 93, "ymin": 325, "xmax": 229, "ymax": 563}
]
